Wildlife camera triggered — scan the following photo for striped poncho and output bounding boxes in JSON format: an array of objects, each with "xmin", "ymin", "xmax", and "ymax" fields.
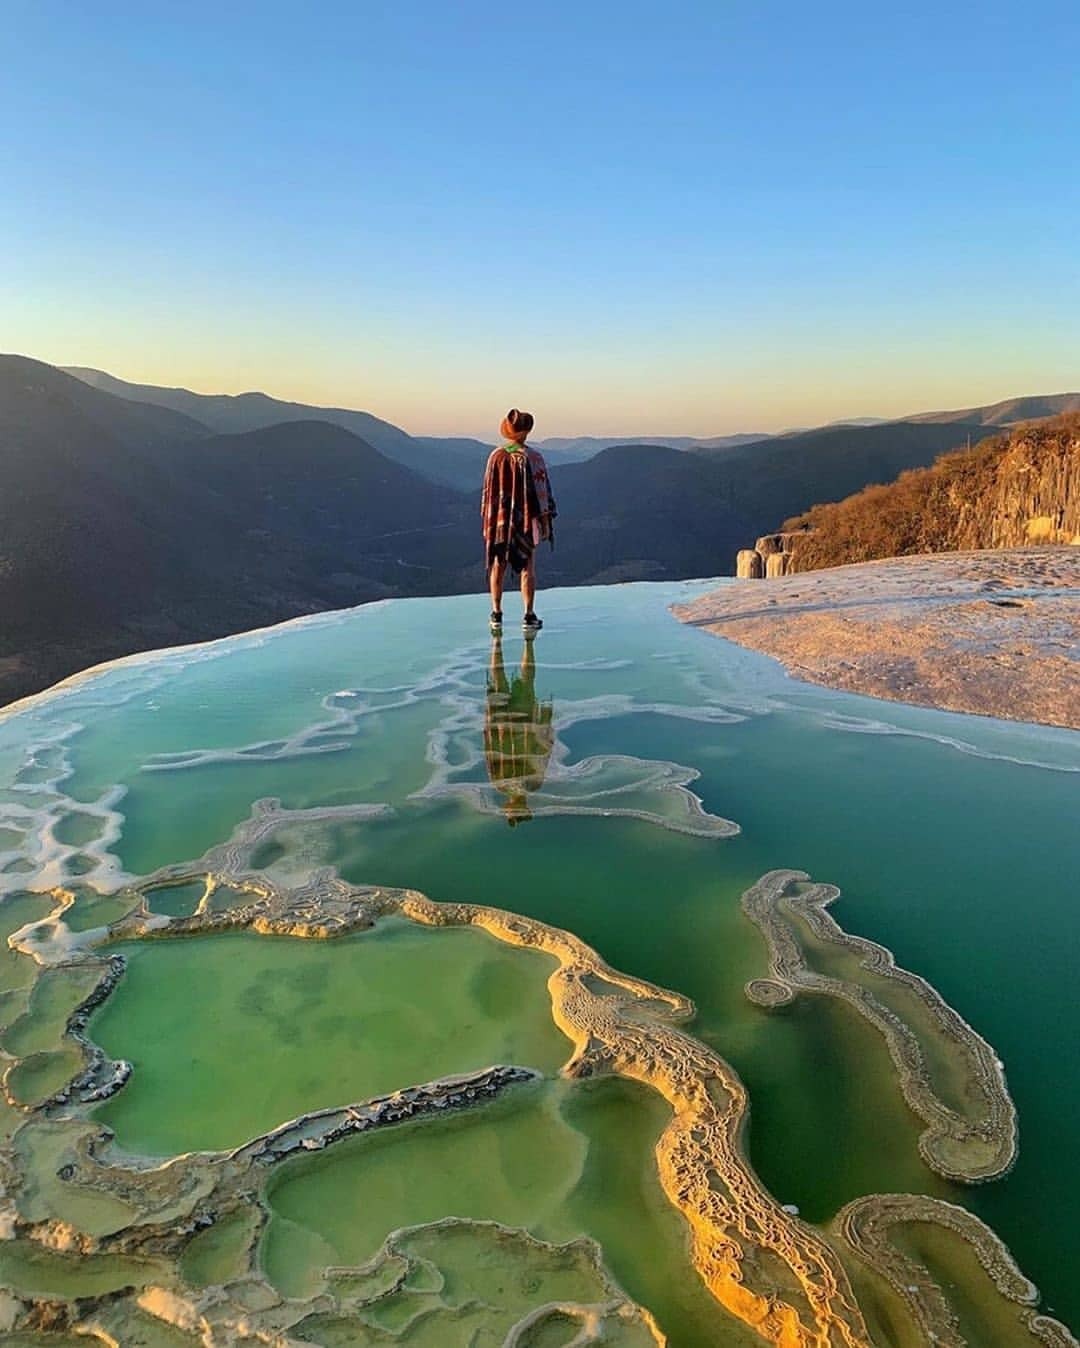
[
  {"xmin": 484, "ymin": 642, "xmax": 555, "ymax": 826},
  {"xmin": 480, "ymin": 444, "xmax": 556, "ymax": 573}
]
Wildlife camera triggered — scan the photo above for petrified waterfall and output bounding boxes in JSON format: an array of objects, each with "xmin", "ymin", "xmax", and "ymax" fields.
[{"xmin": 735, "ymin": 532, "xmax": 808, "ymax": 578}]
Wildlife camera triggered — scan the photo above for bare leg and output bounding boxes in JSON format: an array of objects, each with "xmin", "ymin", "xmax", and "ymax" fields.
[
  {"xmin": 489, "ymin": 634, "xmax": 508, "ymax": 693},
  {"xmin": 520, "ymin": 555, "xmax": 536, "ymax": 615},
  {"xmin": 489, "ymin": 559, "xmax": 506, "ymax": 614}
]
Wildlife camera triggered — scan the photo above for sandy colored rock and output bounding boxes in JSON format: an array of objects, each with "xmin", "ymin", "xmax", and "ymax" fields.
[
  {"xmin": 675, "ymin": 548, "xmax": 1080, "ymax": 729},
  {"xmin": 835, "ymin": 1193, "xmax": 1078, "ymax": 1347},
  {"xmin": 742, "ymin": 871, "xmax": 1016, "ymax": 1183}
]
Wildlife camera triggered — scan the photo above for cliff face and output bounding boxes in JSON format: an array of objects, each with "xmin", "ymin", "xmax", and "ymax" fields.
[
  {"xmin": 769, "ymin": 414, "xmax": 1080, "ymax": 574},
  {"xmin": 956, "ymin": 417, "xmax": 1080, "ymax": 548}
]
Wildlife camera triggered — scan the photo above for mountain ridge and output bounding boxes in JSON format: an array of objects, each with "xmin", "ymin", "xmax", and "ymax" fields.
[
  {"xmin": 62, "ymin": 365, "xmax": 493, "ymax": 486},
  {"xmin": 904, "ymin": 393, "xmax": 1080, "ymax": 427},
  {"xmin": 0, "ymin": 358, "xmax": 479, "ymax": 703},
  {"xmin": 65, "ymin": 363, "xmax": 1080, "ymax": 465},
  {"xmin": 9, "ymin": 355, "xmax": 210, "ymax": 447},
  {"xmin": 4, "ymin": 353, "xmax": 1077, "ymax": 708}
]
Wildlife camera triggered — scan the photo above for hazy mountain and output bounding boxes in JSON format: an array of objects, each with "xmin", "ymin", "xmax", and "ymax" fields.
[
  {"xmin": 692, "ymin": 419, "xmax": 1002, "ymax": 527},
  {"xmin": 538, "ymin": 434, "xmax": 699, "ymax": 458},
  {"xmin": 904, "ymin": 393, "xmax": 1080, "ymax": 427},
  {"xmin": 63, "ymin": 364, "xmax": 408, "ymax": 445},
  {"xmin": 0, "ymin": 357, "xmax": 222, "ymax": 652},
  {"xmin": 540, "ymin": 432, "xmax": 770, "ymax": 457},
  {"xmin": 685, "ymin": 432, "xmax": 773, "ymax": 451},
  {"xmin": 63, "ymin": 365, "xmax": 492, "ymax": 486},
  {"xmin": 541, "ymin": 419, "xmax": 998, "ymax": 586},
  {"xmin": 0, "ymin": 357, "xmax": 477, "ymax": 704},
  {"xmin": 542, "ymin": 445, "xmax": 753, "ymax": 584},
  {"xmin": 9, "ymin": 356, "xmax": 209, "ymax": 448},
  {"xmin": 167, "ymin": 420, "xmax": 475, "ymax": 589}
]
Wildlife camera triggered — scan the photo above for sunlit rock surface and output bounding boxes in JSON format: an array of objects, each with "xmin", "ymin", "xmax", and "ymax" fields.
[
  {"xmin": 676, "ymin": 548, "xmax": 1080, "ymax": 728},
  {"xmin": 0, "ymin": 582, "xmax": 1078, "ymax": 1346}
]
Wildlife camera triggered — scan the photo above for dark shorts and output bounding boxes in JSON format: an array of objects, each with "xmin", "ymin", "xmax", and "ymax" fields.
[{"xmin": 487, "ymin": 541, "xmax": 534, "ymax": 574}]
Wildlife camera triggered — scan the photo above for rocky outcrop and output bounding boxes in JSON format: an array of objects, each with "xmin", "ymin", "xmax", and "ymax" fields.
[
  {"xmin": 736, "ymin": 532, "xmax": 809, "ymax": 578},
  {"xmin": 237, "ymin": 1066, "xmax": 538, "ymax": 1167},
  {"xmin": 49, "ymin": 955, "xmax": 132, "ymax": 1108},
  {"xmin": 963, "ymin": 425, "xmax": 1080, "ymax": 548},
  {"xmin": 735, "ymin": 548, "xmax": 764, "ymax": 579},
  {"xmin": 777, "ymin": 414, "xmax": 1078, "ymax": 575}
]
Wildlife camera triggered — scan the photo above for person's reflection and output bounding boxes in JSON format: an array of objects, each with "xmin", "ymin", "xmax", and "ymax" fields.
[{"xmin": 484, "ymin": 637, "xmax": 555, "ymax": 827}]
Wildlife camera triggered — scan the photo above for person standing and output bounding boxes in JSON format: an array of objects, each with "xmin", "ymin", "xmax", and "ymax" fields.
[{"xmin": 480, "ymin": 408, "xmax": 556, "ymax": 635}]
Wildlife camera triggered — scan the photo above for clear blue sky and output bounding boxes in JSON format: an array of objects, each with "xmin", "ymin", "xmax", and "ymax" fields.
[{"xmin": 3, "ymin": 1, "xmax": 1077, "ymax": 437}]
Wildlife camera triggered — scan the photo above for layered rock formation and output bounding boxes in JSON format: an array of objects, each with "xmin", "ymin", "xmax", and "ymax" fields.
[
  {"xmin": 736, "ymin": 533, "xmax": 810, "ymax": 578},
  {"xmin": 735, "ymin": 414, "xmax": 1079, "ymax": 577}
]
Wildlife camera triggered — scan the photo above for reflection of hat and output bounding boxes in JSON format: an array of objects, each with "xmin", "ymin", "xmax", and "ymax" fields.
[{"xmin": 503, "ymin": 790, "xmax": 533, "ymax": 827}]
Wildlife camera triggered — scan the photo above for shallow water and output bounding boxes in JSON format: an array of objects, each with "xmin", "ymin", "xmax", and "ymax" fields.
[
  {"xmin": 0, "ymin": 1240, "xmax": 168, "ymax": 1298},
  {"xmin": 0, "ymin": 580, "xmax": 1077, "ymax": 1341},
  {"xmin": 264, "ymin": 1075, "xmax": 753, "ymax": 1345},
  {"xmin": 92, "ymin": 920, "xmax": 570, "ymax": 1155}
]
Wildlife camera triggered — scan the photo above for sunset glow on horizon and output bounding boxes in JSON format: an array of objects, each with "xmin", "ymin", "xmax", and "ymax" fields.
[{"xmin": 3, "ymin": 1, "xmax": 1078, "ymax": 439}]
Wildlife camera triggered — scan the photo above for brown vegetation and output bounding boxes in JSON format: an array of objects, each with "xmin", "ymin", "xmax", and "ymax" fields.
[{"xmin": 780, "ymin": 414, "xmax": 1080, "ymax": 572}]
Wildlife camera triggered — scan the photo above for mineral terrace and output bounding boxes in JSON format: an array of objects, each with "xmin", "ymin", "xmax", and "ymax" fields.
[{"xmin": 675, "ymin": 548, "xmax": 1080, "ymax": 729}]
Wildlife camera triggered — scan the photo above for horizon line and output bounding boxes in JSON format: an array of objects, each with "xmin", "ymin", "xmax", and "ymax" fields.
[{"xmin": 12, "ymin": 351, "xmax": 1080, "ymax": 445}]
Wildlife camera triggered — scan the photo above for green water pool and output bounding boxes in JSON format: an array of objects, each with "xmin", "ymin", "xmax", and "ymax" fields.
[
  {"xmin": 0, "ymin": 579, "xmax": 1076, "ymax": 1343},
  {"xmin": 91, "ymin": 919, "xmax": 570, "ymax": 1155},
  {"xmin": 264, "ymin": 1075, "xmax": 755, "ymax": 1345}
]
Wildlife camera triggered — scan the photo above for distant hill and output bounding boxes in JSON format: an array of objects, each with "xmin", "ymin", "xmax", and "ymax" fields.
[
  {"xmin": 684, "ymin": 432, "xmax": 773, "ymax": 451},
  {"xmin": 8, "ymin": 356, "xmax": 209, "ymax": 448},
  {"xmin": 824, "ymin": 417, "xmax": 890, "ymax": 428},
  {"xmin": 904, "ymin": 393, "xmax": 1080, "ymax": 427},
  {"xmin": 0, "ymin": 357, "xmax": 478, "ymax": 704},
  {"xmin": 540, "ymin": 432, "xmax": 771, "ymax": 457},
  {"xmin": 164, "ymin": 420, "xmax": 479, "ymax": 595},
  {"xmin": 542, "ymin": 420, "xmax": 1001, "ymax": 587},
  {"xmin": 693, "ymin": 419, "xmax": 1002, "ymax": 528},
  {"xmin": 544, "ymin": 396, "xmax": 1079, "ymax": 461},
  {"xmin": 543, "ymin": 444, "xmax": 754, "ymax": 585},
  {"xmin": 540, "ymin": 434, "xmax": 699, "ymax": 458},
  {"xmin": 63, "ymin": 366, "xmax": 492, "ymax": 486},
  {"xmin": 778, "ymin": 414, "xmax": 1080, "ymax": 571},
  {"xmin": 63, "ymin": 365, "xmax": 1080, "ymax": 478},
  {"xmin": 0, "ymin": 356, "xmax": 224, "ymax": 658}
]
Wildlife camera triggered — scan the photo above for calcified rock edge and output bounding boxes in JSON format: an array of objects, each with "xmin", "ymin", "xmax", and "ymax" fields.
[
  {"xmin": 675, "ymin": 548, "xmax": 1080, "ymax": 730},
  {"xmin": 743, "ymin": 870, "xmax": 1016, "ymax": 1183},
  {"xmin": 0, "ymin": 809, "xmax": 1073, "ymax": 1345},
  {"xmin": 836, "ymin": 1195, "xmax": 1078, "ymax": 1348},
  {"xmin": 4, "ymin": 858, "xmax": 868, "ymax": 1345}
]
